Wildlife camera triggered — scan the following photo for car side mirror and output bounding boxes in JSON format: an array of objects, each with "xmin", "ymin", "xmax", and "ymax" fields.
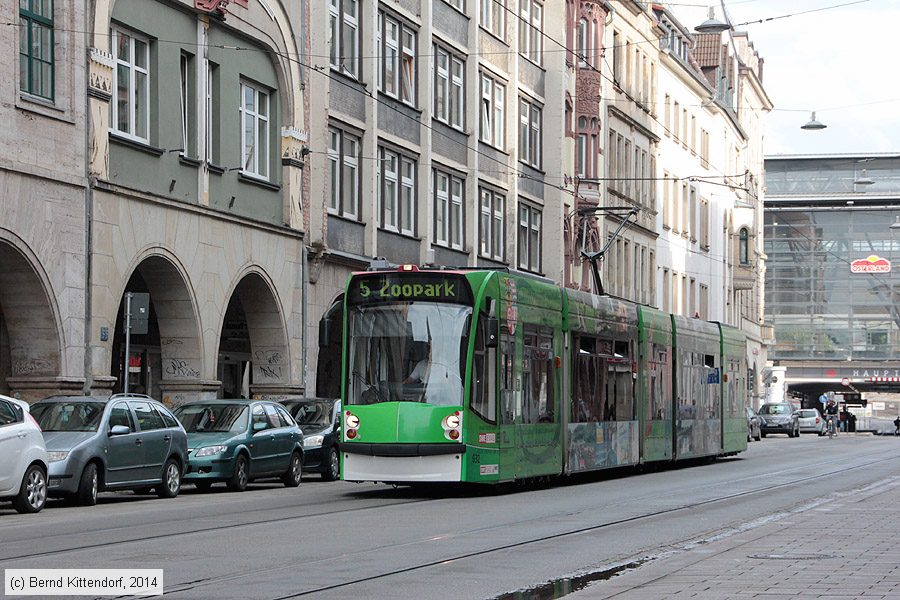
[
  {"xmin": 109, "ymin": 424, "xmax": 131, "ymax": 436},
  {"xmin": 252, "ymin": 421, "xmax": 267, "ymax": 432}
]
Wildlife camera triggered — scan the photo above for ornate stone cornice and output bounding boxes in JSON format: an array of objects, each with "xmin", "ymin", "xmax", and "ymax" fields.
[{"xmin": 88, "ymin": 47, "xmax": 114, "ymax": 101}]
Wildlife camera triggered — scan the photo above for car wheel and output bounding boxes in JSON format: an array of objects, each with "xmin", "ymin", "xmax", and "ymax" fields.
[
  {"xmin": 157, "ymin": 459, "xmax": 181, "ymax": 498},
  {"xmin": 76, "ymin": 463, "xmax": 99, "ymax": 506},
  {"xmin": 760, "ymin": 431, "xmax": 766, "ymax": 438},
  {"xmin": 323, "ymin": 446, "xmax": 340, "ymax": 481},
  {"xmin": 13, "ymin": 464, "xmax": 47, "ymax": 514},
  {"xmin": 194, "ymin": 481, "xmax": 213, "ymax": 491},
  {"xmin": 282, "ymin": 452, "xmax": 302, "ymax": 487},
  {"xmin": 227, "ymin": 454, "xmax": 249, "ymax": 492}
]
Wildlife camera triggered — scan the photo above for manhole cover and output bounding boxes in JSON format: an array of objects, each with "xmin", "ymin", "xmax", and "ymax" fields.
[{"xmin": 748, "ymin": 553, "xmax": 838, "ymax": 560}]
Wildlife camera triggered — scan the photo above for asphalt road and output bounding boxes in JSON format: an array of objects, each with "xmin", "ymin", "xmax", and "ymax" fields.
[{"xmin": 3, "ymin": 434, "xmax": 900, "ymax": 600}]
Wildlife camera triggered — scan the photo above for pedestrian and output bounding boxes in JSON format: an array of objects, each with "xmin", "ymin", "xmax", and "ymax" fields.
[{"xmin": 893, "ymin": 415, "xmax": 900, "ymax": 436}]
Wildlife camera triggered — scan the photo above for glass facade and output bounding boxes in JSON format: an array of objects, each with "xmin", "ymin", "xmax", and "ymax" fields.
[{"xmin": 765, "ymin": 156, "xmax": 900, "ymax": 362}]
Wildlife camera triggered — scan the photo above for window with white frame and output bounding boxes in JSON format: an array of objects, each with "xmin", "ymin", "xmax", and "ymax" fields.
[
  {"xmin": 239, "ymin": 81, "xmax": 270, "ymax": 179},
  {"xmin": 327, "ymin": 125, "xmax": 360, "ymax": 219},
  {"xmin": 576, "ymin": 133, "xmax": 587, "ymax": 178},
  {"xmin": 379, "ymin": 147, "xmax": 416, "ymax": 235},
  {"xmin": 519, "ymin": 97, "xmax": 542, "ymax": 168},
  {"xmin": 434, "ymin": 45, "xmax": 464, "ymax": 129},
  {"xmin": 577, "ymin": 18, "xmax": 589, "ymax": 67},
  {"xmin": 480, "ymin": 0, "xmax": 505, "ymax": 38},
  {"xmin": 329, "ymin": 0, "xmax": 359, "ymax": 79},
  {"xmin": 206, "ymin": 63, "xmax": 216, "ymax": 162},
  {"xmin": 434, "ymin": 168, "xmax": 465, "ymax": 250},
  {"xmin": 519, "ymin": 0, "xmax": 543, "ymax": 64},
  {"xmin": 378, "ymin": 11, "xmax": 416, "ymax": 105},
  {"xmin": 479, "ymin": 187, "xmax": 505, "ymax": 261},
  {"xmin": 443, "ymin": 0, "xmax": 464, "ymax": 10},
  {"xmin": 480, "ymin": 72, "xmax": 505, "ymax": 148},
  {"xmin": 112, "ymin": 27, "xmax": 150, "ymax": 142},
  {"xmin": 518, "ymin": 202, "xmax": 542, "ymax": 272}
]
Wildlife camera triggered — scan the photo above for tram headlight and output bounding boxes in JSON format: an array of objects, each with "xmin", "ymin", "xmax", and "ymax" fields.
[
  {"xmin": 444, "ymin": 413, "xmax": 461, "ymax": 429},
  {"xmin": 345, "ymin": 411, "xmax": 360, "ymax": 440},
  {"xmin": 442, "ymin": 411, "xmax": 462, "ymax": 441}
]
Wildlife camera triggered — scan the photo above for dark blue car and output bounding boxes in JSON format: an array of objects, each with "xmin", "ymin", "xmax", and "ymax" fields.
[{"xmin": 281, "ymin": 398, "xmax": 341, "ymax": 481}]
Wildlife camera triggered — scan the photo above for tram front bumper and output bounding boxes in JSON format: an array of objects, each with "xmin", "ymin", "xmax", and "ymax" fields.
[{"xmin": 342, "ymin": 452, "xmax": 463, "ymax": 482}]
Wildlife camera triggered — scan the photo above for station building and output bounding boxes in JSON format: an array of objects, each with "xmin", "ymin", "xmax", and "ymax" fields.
[{"xmin": 764, "ymin": 154, "xmax": 900, "ymax": 415}]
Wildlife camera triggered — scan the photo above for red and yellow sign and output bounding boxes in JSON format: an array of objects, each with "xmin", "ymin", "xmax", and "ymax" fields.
[{"xmin": 850, "ymin": 255, "xmax": 891, "ymax": 274}]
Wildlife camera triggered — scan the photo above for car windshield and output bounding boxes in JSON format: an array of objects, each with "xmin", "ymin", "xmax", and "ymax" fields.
[
  {"xmin": 799, "ymin": 410, "xmax": 818, "ymax": 418},
  {"xmin": 759, "ymin": 404, "xmax": 792, "ymax": 415},
  {"xmin": 347, "ymin": 302, "xmax": 471, "ymax": 407},
  {"xmin": 287, "ymin": 401, "xmax": 334, "ymax": 427},
  {"xmin": 174, "ymin": 404, "xmax": 249, "ymax": 433},
  {"xmin": 31, "ymin": 402, "xmax": 105, "ymax": 432}
]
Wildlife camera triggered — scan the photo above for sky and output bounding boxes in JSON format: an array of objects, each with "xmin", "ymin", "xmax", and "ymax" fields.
[{"xmin": 665, "ymin": 0, "xmax": 900, "ymax": 156}]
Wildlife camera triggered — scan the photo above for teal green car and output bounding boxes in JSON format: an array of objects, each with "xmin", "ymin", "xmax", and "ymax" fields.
[{"xmin": 173, "ymin": 400, "xmax": 303, "ymax": 492}]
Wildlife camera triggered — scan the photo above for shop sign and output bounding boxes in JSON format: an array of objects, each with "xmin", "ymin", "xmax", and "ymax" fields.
[{"xmin": 850, "ymin": 255, "xmax": 891, "ymax": 274}]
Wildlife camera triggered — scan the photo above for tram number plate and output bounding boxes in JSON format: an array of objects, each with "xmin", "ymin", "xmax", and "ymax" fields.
[{"xmin": 479, "ymin": 464, "xmax": 499, "ymax": 476}]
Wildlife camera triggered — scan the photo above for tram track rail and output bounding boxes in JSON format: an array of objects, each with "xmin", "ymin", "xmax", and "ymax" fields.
[
  {"xmin": 158, "ymin": 453, "xmax": 900, "ymax": 598},
  {"xmin": 0, "ymin": 495, "xmax": 430, "ymax": 562},
  {"xmin": 4, "ymin": 447, "xmax": 896, "ymax": 600}
]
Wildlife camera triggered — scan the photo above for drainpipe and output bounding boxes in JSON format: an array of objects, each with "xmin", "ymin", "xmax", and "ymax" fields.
[
  {"xmin": 301, "ymin": 243, "xmax": 309, "ymax": 395},
  {"xmin": 82, "ymin": 3, "xmax": 94, "ymax": 396}
]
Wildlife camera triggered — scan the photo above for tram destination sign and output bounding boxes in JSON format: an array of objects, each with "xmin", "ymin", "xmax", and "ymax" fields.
[{"xmin": 348, "ymin": 272, "xmax": 473, "ymax": 306}]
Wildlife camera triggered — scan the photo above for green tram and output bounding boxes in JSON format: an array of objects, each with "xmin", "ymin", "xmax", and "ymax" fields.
[{"xmin": 338, "ymin": 266, "xmax": 748, "ymax": 484}]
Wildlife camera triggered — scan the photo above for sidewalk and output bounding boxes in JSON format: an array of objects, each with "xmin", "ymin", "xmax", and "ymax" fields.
[{"xmin": 573, "ymin": 477, "xmax": 900, "ymax": 600}]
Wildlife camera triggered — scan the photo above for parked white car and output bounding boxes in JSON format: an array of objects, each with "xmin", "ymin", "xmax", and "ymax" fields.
[
  {"xmin": 796, "ymin": 408, "xmax": 825, "ymax": 435},
  {"xmin": 0, "ymin": 396, "xmax": 49, "ymax": 513}
]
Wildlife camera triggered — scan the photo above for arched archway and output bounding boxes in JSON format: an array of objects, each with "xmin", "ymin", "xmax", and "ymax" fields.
[
  {"xmin": 217, "ymin": 271, "xmax": 290, "ymax": 398},
  {"xmin": 111, "ymin": 255, "xmax": 203, "ymax": 403},
  {"xmin": 0, "ymin": 240, "xmax": 63, "ymax": 400}
]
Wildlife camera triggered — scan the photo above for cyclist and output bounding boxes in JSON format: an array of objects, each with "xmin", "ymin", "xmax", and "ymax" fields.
[{"xmin": 823, "ymin": 398, "xmax": 839, "ymax": 436}]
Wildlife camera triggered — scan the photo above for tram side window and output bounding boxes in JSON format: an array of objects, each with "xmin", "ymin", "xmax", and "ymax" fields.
[
  {"xmin": 471, "ymin": 316, "xmax": 496, "ymax": 423},
  {"xmin": 572, "ymin": 336, "xmax": 604, "ymax": 422},
  {"xmin": 611, "ymin": 341, "xmax": 634, "ymax": 421},
  {"xmin": 500, "ymin": 332, "xmax": 517, "ymax": 424},
  {"xmin": 678, "ymin": 348, "xmax": 694, "ymax": 419},
  {"xmin": 649, "ymin": 343, "xmax": 670, "ymax": 420},
  {"xmin": 522, "ymin": 326, "xmax": 555, "ymax": 424}
]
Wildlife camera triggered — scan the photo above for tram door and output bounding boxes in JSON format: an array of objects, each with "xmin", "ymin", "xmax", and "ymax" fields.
[{"xmin": 497, "ymin": 330, "xmax": 518, "ymax": 481}]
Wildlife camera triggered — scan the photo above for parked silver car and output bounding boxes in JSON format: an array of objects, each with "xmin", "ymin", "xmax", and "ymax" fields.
[
  {"xmin": 30, "ymin": 394, "xmax": 188, "ymax": 505},
  {"xmin": 758, "ymin": 402, "xmax": 800, "ymax": 438},
  {"xmin": 796, "ymin": 408, "xmax": 825, "ymax": 435},
  {"xmin": 745, "ymin": 406, "xmax": 762, "ymax": 442}
]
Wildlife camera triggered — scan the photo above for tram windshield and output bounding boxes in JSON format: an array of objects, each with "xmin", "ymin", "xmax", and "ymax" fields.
[{"xmin": 346, "ymin": 302, "xmax": 471, "ymax": 407}]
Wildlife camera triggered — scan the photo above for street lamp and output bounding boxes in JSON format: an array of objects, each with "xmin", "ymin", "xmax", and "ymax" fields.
[
  {"xmin": 694, "ymin": 7, "xmax": 731, "ymax": 33},
  {"xmin": 801, "ymin": 111, "xmax": 827, "ymax": 131},
  {"xmin": 854, "ymin": 169, "xmax": 875, "ymax": 186}
]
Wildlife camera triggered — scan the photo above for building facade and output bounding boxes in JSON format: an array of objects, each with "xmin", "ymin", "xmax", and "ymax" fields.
[
  {"xmin": 1, "ymin": 0, "xmax": 310, "ymax": 403},
  {"xmin": 306, "ymin": 0, "xmax": 571, "ymax": 393},
  {"xmin": 1, "ymin": 1, "xmax": 773, "ymax": 406},
  {"xmin": 765, "ymin": 154, "xmax": 900, "ymax": 412}
]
